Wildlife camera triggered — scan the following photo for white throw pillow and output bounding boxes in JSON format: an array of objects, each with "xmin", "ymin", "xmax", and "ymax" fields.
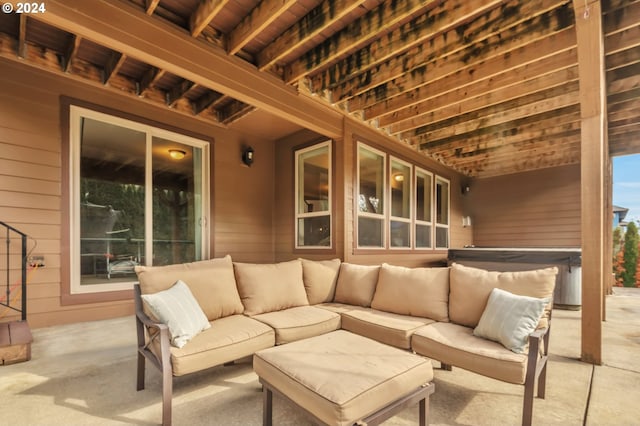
[
  {"xmin": 473, "ymin": 287, "xmax": 549, "ymax": 354},
  {"xmin": 141, "ymin": 280, "xmax": 211, "ymax": 348}
]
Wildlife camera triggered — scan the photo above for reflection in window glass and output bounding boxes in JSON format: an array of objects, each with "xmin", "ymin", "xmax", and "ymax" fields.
[
  {"xmin": 358, "ymin": 144, "xmax": 385, "ymax": 247},
  {"xmin": 295, "ymin": 141, "xmax": 331, "ymax": 248},
  {"xmin": 390, "ymin": 158, "xmax": 411, "ymax": 247},
  {"xmin": 435, "ymin": 176, "xmax": 450, "ymax": 248}
]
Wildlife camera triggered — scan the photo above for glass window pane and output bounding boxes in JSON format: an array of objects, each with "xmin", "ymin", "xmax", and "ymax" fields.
[
  {"xmin": 358, "ymin": 146, "xmax": 384, "ymax": 214},
  {"xmin": 298, "ymin": 145, "xmax": 329, "ymax": 214},
  {"xmin": 152, "ymin": 137, "xmax": 202, "ymax": 266},
  {"xmin": 390, "ymin": 221, "xmax": 410, "ymax": 247},
  {"xmin": 297, "ymin": 216, "xmax": 331, "ymax": 247},
  {"xmin": 80, "ymin": 118, "xmax": 145, "ymax": 285},
  {"xmin": 358, "ymin": 217, "xmax": 383, "ymax": 247},
  {"xmin": 436, "ymin": 226, "xmax": 449, "ymax": 248},
  {"xmin": 416, "ymin": 170, "xmax": 432, "ymax": 222},
  {"xmin": 416, "ymin": 224, "xmax": 432, "ymax": 248},
  {"xmin": 436, "ymin": 177, "xmax": 449, "ymax": 225},
  {"xmin": 390, "ymin": 160, "xmax": 410, "ymax": 219}
]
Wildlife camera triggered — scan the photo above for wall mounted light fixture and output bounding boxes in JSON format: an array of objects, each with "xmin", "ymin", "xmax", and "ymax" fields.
[
  {"xmin": 242, "ymin": 146, "xmax": 254, "ymax": 166},
  {"xmin": 168, "ymin": 149, "xmax": 186, "ymax": 160}
]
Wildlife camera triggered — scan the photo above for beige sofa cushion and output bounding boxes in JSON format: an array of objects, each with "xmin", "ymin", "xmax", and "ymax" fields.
[
  {"xmin": 254, "ymin": 330, "xmax": 433, "ymax": 426},
  {"xmin": 411, "ymin": 322, "xmax": 528, "ymax": 384},
  {"xmin": 371, "ymin": 263, "xmax": 449, "ymax": 321},
  {"xmin": 341, "ymin": 308, "xmax": 435, "ymax": 349},
  {"xmin": 158, "ymin": 314, "xmax": 275, "ymax": 376},
  {"xmin": 449, "ymin": 263, "xmax": 557, "ymax": 328},
  {"xmin": 300, "ymin": 258, "xmax": 342, "ymax": 304},
  {"xmin": 135, "ymin": 255, "xmax": 244, "ymax": 321},
  {"xmin": 333, "ymin": 263, "xmax": 380, "ymax": 307},
  {"xmin": 234, "ymin": 259, "xmax": 309, "ymax": 316},
  {"xmin": 251, "ymin": 306, "xmax": 341, "ymax": 344}
]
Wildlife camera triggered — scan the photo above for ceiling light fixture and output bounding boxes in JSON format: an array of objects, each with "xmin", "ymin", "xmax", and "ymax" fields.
[{"xmin": 169, "ymin": 149, "xmax": 186, "ymax": 160}]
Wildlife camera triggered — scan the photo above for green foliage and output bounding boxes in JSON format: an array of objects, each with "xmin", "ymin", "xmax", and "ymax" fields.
[{"xmin": 622, "ymin": 222, "xmax": 639, "ymax": 287}]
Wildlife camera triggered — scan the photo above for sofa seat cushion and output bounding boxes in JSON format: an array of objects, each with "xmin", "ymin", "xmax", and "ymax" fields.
[
  {"xmin": 253, "ymin": 330, "xmax": 433, "ymax": 426},
  {"xmin": 251, "ymin": 306, "xmax": 341, "ymax": 345},
  {"xmin": 411, "ymin": 322, "xmax": 528, "ymax": 384},
  {"xmin": 316, "ymin": 302, "xmax": 368, "ymax": 314},
  {"xmin": 158, "ymin": 314, "xmax": 275, "ymax": 376},
  {"xmin": 341, "ymin": 308, "xmax": 435, "ymax": 349}
]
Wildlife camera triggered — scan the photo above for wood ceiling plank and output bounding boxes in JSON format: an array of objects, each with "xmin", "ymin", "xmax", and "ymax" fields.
[
  {"xmin": 463, "ymin": 151, "xmax": 581, "ymax": 178},
  {"xmin": 38, "ymin": 0, "xmax": 343, "ymax": 138},
  {"xmin": 606, "ymin": 46, "xmax": 640, "ymax": 71},
  {"xmin": 383, "ymin": 66, "xmax": 579, "ymax": 132},
  {"xmin": 137, "ymin": 66, "xmax": 165, "ymax": 96},
  {"xmin": 18, "ymin": 14, "xmax": 26, "ymax": 59},
  {"xmin": 103, "ymin": 51, "xmax": 126, "ymax": 85},
  {"xmin": 283, "ymin": 0, "xmax": 438, "ymax": 83},
  {"xmin": 608, "ymin": 106, "xmax": 640, "ymax": 125},
  {"xmin": 605, "ymin": 24, "xmax": 640, "ymax": 54},
  {"xmin": 228, "ymin": 0, "xmax": 298, "ymax": 55},
  {"xmin": 609, "ymin": 130, "xmax": 640, "ymax": 156},
  {"xmin": 190, "ymin": 0, "xmax": 231, "ymax": 38},
  {"xmin": 603, "ymin": 0, "xmax": 640, "ymax": 35},
  {"xmin": 145, "ymin": 0, "xmax": 160, "ymax": 15},
  {"xmin": 607, "ymin": 71, "xmax": 640, "ymax": 95},
  {"xmin": 608, "ymin": 121, "xmax": 640, "ymax": 136},
  {"xmin": 310, "ymin": 0, "xmax": 509, "ymax": 93},
  {"xmin": 398, "ymin": 83, "xmax": 580, "ymax": 140},
  {"xmin": 360, "ymin": 43, "xmax": 577, "ymax": 118},
  {"xmin": 219, "ymin": 101, "xmax": 255, "ymax": 124},
  {"xmin": 330, "ymin": 2, "xmax": 574, "ymax": 103},
  {"xmin": 256, "ymin": 0, "xmax": 366, "ymax": 70}
]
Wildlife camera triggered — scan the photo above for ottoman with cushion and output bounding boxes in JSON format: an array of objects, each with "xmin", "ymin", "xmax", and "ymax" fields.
[{"xmin": 253, "ymin": 330, "xmax": 435, "ymax": 426}]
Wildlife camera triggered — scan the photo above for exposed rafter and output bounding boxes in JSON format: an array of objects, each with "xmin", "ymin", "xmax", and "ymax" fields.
[
  {"xmin": 103, "ymin": 51, "xmax": 126, "ymax": 85},
  {"xmin": 61, "ymin": 34, "xmax": 81, "ymax": 73},
  {"xmin": 145, "ymin": 0, "xmax": 160, "ymax": 15},
  {"xmin": 190, "ymin": 0, "xmax": 231, "ymax": 38},
  {"xmin": 18, "ymin": 14, "xmax": 26, "ymax": 58}
]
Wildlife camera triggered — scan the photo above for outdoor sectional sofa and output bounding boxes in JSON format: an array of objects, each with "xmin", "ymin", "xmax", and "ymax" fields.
[{"xmin": 134, "ymin": 256, "xmax": 557, "ymax": 426}]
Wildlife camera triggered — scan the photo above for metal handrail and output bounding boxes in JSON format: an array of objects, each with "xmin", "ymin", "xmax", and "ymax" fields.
[{"xmin": 1, "ymin": 221, "xmax": 27, "ymax": 321}]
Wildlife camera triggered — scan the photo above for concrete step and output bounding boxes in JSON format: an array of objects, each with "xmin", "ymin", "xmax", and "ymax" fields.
[{"xmin": 0, "ymin": 320, "xmax": 32, "ymax": 365}]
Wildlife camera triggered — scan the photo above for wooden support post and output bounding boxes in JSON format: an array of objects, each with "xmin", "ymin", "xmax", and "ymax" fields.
[{"xmin": 573, "ymin": 0, "xmax": 606, "ymax": 365}]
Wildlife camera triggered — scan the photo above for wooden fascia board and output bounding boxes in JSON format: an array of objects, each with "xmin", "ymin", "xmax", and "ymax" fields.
[
  {"xmin": 37, "ymin": 0, "xmax": 343, "ymax": 138},
  {"xmin": 573, "ymin": 0, "xmax": 606, "ymax": 365}
]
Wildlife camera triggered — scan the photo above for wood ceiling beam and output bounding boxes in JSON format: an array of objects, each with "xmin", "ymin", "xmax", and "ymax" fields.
[
  {"xmin": 137, "ymin": 66, "xmax": 165, "ymax": 96},
  {"xmin": 192, "ymin": 90, "xmax": 224, "ymax": 115},
  {"xmin": 573, "ymin": 0, "xmax": 606, "ymax": 366},
  {"xmin": 400, "ymin": 84, "xmax": 580, "ymax": 141},
  {"xmin": 415, "ymin": 104, "xmax": 580, "ymax": 149},
  {"xmin": 329, "ymin": 1, "xmax": 573, "ymax": 103},
  {"xmin": 310, "ymin": 0, "xmax": 508, "ymax": 93},
  {"xmin": 190, "ymin": 0, "xmax": 231, "ymax": 38},
  {"xmin": 228, "ymin": 0, "xmax": 298, "ymax": 55},
  {"xmin": 38, "ymin": 0, "xmax": 343, "ymax": 138},
  {"xmin": 362, "ymin": 44, "xmax": 576, "ymax": 121},
  {"xmin": 283, "ymin": 0, "xmax": 438, "ymax": 83},
  {"xmin": 145, "ymin": 0, "xmax": 160, "ymax": 15},
  {"xmin": 103, "ymin": 51, "xmax": 126, "ymax": 85},
  {"xmin": 18, "ymin": 14, "xmax": 27, "ymax": 58},
  {"xmin": 383, "ymin": 66, "xmax": 579, "ymax": 133},
  {"xmin": 256, "ymin": 0, "xmax": 366, "ymax": 71},
  {"xmin": 61, "ymin": 34, "xmax": 81, "ymax": 73},
  {"xmin": 166, "ymin": 80, "xmax": 196, "ymax": 107}
]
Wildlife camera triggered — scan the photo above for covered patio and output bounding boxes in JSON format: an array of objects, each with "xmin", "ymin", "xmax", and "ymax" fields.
[{"xmin": 1, "ymin": 288, "xmax": 638, "ymax": 425}]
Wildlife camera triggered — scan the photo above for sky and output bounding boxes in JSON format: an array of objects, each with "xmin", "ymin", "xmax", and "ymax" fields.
[{"xmin": 613, "ymin": 154, "xmax": 640, "ymax": 224}]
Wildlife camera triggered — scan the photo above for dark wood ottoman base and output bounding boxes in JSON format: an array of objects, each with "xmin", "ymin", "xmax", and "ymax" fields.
[{"xmin": 261, "ymin": 378, "xmax": 435, "ymax": 426}]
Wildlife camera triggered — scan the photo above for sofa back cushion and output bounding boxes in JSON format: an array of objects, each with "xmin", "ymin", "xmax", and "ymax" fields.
[
  {"xmin": 449, "ymin": 263, "xmax": 557, "ymax": 328},
  {"xmin": 135, "ymin": 255, "xmax": 244, "ymax": 321},
  {"xmin": 333, "ymin": 263, "xmax": 380, "ymax": 307},
  {"xmin": 234, "ymin": 259, "xmax": 309, "ymax": 315},
  {"xmin": 300, "ymin": 258, "xmax": 342, "ymax": 304},
  {"xmin": 371, "ymin": 263, "xmax": 450, "ymax": 322}
]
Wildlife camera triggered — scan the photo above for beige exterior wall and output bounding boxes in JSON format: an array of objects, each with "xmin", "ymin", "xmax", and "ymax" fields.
[
  {"xmin": 467, "ymin": 164, "xmax": 581, "ymax": 248},
  {"xmin": 0, "ymin": 59, "xmax": 276, "ymax": 327}
]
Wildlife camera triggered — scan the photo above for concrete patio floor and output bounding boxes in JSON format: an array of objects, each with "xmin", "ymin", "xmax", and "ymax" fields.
[{"xmin": 1, "ymin": 287, "xmax": 638, "ymax": 425}]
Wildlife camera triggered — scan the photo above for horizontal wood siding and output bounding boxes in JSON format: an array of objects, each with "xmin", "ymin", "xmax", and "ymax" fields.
[
  {"xmin": 468, "ymin": 164, "xmax": 581, "ymax": 247},
  {"xmin": 0, "ymin": 59, "xmax": 275, "ymax": 328}
]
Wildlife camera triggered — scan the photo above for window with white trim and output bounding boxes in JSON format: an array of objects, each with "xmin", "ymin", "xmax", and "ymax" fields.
[
  {"xmin": 389, "ymin": 157, "xmax": 412, "ymax": 248},
  {"xmin": 69, "ymin": 106, "xmax": 210, "ymax": 294},
  {"xmin": 435, "ymin": 176, "xmax": 450, "ymax": 249},
  {"xmin": 295, "ymin": 141, "xmax": 331, "ymax": 248},
  {"xmin": 415, "ymin": 168, "xmax": 433, "ymax": 248},
  {"xmin": 357, "ymin": 143, "xmax": 386, "ymax": 248}
]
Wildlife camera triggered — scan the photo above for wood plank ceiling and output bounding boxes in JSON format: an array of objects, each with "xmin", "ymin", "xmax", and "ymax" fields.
[{"xmin": 0, "ymin": 0, "xmax": 638, "ymax": 178}]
